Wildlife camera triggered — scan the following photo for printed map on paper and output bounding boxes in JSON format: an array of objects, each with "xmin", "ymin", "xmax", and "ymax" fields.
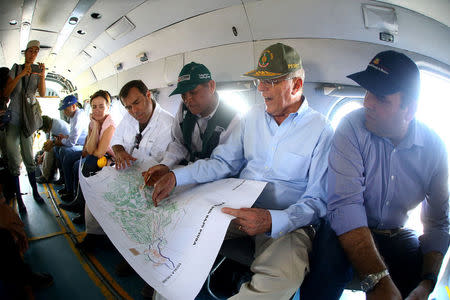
[{"xmin": 79, "ymin": 161, "xmax": 266, "ymax": 299}]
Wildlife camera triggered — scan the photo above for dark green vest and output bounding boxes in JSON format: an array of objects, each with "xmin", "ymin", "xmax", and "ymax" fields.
[{"xmin": 180, "ymin": 100, "xmax": 236, "ymax": 162}]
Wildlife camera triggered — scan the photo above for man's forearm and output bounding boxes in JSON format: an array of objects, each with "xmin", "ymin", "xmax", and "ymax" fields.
[
  {"xmin": 421, "ymin": 251, "xmax": 444, "ymax": 288},
  {"xmin": 4, "ymin": 76, "xmax": 20, "ymax": 98},
  {"xmin": 38, "ymin": 77, "xmax": 46, "ymax": 97},
  {"xmin": 338, "ymin": 227, "xmax": 387, "ymax": 276}
]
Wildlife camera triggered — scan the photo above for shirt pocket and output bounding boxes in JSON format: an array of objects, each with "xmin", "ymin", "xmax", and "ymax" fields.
[{"xmin": 273, "ymin": 152, "xmax": 310, "ymax": 181}]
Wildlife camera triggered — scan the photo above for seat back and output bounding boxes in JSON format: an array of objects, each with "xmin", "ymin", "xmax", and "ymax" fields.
[{"xmin": 219, "ymin": 236, "xmax": 255, "ymax": 266}]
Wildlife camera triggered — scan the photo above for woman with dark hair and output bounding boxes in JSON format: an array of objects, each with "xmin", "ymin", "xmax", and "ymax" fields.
[{"xmin": 59, "ymin": 90, "xmax": 116, "ymax": 235}]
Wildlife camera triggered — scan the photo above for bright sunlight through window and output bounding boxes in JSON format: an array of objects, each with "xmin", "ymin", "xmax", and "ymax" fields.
[
  {"xmin": 330, "ymin": 100, "xmax": 363, "ymax": 129},
  {"xmin": 415, "ymin": 70, "xmax": 450, "ymax": 185},
  {"xmin": 218, "ymin": 90, "xmax": 250, "ymax": 114}
]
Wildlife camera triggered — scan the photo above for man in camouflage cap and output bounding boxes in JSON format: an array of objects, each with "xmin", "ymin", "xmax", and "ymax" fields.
[{"xmin": 152, "ymin": 43, "xmax": 333, "ymax": 299}]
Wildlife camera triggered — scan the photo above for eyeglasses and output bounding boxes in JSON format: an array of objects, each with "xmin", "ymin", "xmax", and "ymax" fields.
[
  {"xmin": 134, "ymin": 133, "xmax": 142, "ymax": 150},
  {"xmin": 255, "ymin": 76, "xmax": 295, "ymax": 87}
]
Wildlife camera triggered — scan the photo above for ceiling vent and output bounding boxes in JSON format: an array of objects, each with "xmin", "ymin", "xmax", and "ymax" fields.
[
  {"xmin": 105, "ymin": 16, "xmax": 136, "ymax": 40},
  {"xmin": 362, "ymin": 4, "xmax": 398, "ymax": 34}
]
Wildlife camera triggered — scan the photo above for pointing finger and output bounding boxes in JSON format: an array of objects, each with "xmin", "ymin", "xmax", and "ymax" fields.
[{"xmin": 221, "ymin": 207, "xmax": 244, "ymax": 218}]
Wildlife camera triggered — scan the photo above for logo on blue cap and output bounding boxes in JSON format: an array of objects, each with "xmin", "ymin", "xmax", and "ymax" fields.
[{"xmin": 59, "ymin": 95, "xmax": 78, "ymax": 110}]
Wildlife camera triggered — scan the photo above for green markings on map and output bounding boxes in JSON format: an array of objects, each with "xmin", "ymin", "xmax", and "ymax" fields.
[{"xmin": 103, "ymin": 166, "xmax": 184, "ymax": 269}]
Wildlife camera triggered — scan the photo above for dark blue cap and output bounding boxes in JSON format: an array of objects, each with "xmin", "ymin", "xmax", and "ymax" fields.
[
  {"xmin": 59, "ymin": 95, "xmax": 78, "ymax": 110},
  {"xmin": 347, "ymin": 50, "xmax": 420, "ymax": 99}
]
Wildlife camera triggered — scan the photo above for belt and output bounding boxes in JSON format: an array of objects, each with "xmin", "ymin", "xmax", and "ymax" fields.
[
  {"xmin": 303, "ymin": 225, "xmax": 316, "ymax": 241},
  {"xmin": 371, "ymin": 227, "xmax": 402, "ymax": 237}
]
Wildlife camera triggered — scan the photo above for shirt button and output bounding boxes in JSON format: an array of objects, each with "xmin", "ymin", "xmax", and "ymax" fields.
[
  {"xmin": 393, "ymin": 149, "xmax": 396, "ymax": 153},
  {"xmin": 391, "ymin": 175, "xmax": 395, "ymax": 180},
  {"xmin": 279, "ymin": 231, "xmax": 283, "ymax": 235},
  {"xmin": 386, "ymin": 201, "xmax": 390, "ymax": 206}
]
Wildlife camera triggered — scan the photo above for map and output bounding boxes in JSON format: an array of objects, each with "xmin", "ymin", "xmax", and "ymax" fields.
[{"xmin": 79, "ymin": 160, "xmax": 266, "ymax": 299}]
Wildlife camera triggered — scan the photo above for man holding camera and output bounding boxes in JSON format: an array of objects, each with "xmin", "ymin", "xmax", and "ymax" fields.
[{"xmin": 3, "ymin": 40, "xmax": 46, "ymax": 213}]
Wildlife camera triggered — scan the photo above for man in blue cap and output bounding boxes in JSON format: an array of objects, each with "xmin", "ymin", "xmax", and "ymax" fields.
[
  {"xmin": 142, "ymin": 62, "xmax": 239, "ymax": 186},
  {"xmin": 51, "ymin": 95, "xmax": 88, "ymax": 201},
  {"xmin": 301, "ymin": 51, "xmax": 449, "ymax": 300}
]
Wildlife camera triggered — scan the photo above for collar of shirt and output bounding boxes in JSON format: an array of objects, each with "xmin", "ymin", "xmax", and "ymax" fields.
[
  {"xmin": 391, "ymin": 118, "xmax": 425, "ymax": 150},
  {"xmin": 194, "ymin": 98, "xmax": 219, "ymax": 121},
  {"xmin": 71, "ymin": 108, "xmax": 82, "ymax": 120},
  {"xmin": 129, "ymin": 101, "xmax": 162, "ymax": 135},
  {"xmin": 264, "ymin": 95, "xmax": 309, "ymax": 125}
]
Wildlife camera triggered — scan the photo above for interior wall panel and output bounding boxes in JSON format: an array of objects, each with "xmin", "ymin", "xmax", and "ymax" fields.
[
  {"xmin": 96, "ymin": 74, "xmax": 119, "ymax": 96},
  {"xmin": 117, "ymin": 58, "xmax": 166, "ymax": 90},
  {"xmin": 107, "ymin": 4, "xmax": 252, "ymax": 75},
  {"xmin": 244, "ymin": 0, "xmax": 450, "ymax": 65},
  {"xmin": 185, "ymin": 42, "xmax": 255, "ymax": 83}
]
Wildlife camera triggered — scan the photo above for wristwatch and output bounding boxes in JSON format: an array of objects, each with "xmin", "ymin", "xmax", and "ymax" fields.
[
  {"xmin": 360, "ymin": 269, "xmax": 389, "ymax": 292},
  {"xmin": 422, "ymin": 273, "xmax": 437, "ymax": 291}
]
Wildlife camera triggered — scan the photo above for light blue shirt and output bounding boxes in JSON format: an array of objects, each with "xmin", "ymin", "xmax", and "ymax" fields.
[
  {"xmin": 62, "ymin": 108, "xmax": 88, "ymax": 147},
  {"xmin": 50, "ymin": 118, "xmax": 69, "ymax": 137},
  {"xmin": 174, "ymin": 99, "xmax": 333, "ymax": 239},
  {"xmin": 328, "ymin": 108, "xmax": 449, "ymax": 255}
]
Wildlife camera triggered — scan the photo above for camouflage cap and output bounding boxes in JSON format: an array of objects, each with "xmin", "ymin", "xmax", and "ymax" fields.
[{"xmin": 244, "ymin": 43, "xmax": 302, "ymax": 79}]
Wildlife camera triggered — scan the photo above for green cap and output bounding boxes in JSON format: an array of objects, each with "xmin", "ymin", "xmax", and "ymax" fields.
[
  {"xmin": 169, "ymin": 62, "xmax": 212, "ymax": 96},
  {"xmin": 244, "ymin": 43, "xmax": 302, "ymax": 79}
]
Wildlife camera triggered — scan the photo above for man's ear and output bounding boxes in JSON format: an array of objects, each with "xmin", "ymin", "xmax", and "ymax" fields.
[
  {"xmin": 208, "ymin": 80, "xmax": 216, "ymax": 95},
  {"xmin": 402, "ymin": 93, "xmax": 417, "ymax": 123},
  {"xmin": 292, "ymin": 77, "xmax": 303, "ymax": 94},
  {"xmin": 146, "ymin": 90, "xmax": 152, "ymax": 101},
  {"xmin": 405, "ymin": 104, "xmax": 417, "ymax": 123}
]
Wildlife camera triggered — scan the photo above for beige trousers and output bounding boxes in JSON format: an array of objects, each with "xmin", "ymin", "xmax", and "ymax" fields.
[
  {"xmin": 229, "ymin": 226, "xmax": 312, "ymax": 300},
  {"xmin": 153, "ymin": 224, "xmax": 313, "ymax": 300},
  {"xmin": 41, "ymin": 150, "xmax": 55, "ymax": 180}
]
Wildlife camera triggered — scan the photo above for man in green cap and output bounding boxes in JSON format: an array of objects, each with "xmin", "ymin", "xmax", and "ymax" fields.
[
  {"xmin": 151, "ymin": 43, "xmax": 333, "ymax": 299},
  {"xmin": 142, "ymin": 62, "xmax": 239, "ymax": 186}
]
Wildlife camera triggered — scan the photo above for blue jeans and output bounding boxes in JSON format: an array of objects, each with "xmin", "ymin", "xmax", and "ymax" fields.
[
  {"xmin": 57, "ymin": 146, "xmax": 82, "ymax": 194},
  {"xmin": 299, "ymin": 220, "xmax": 423, "ymax": 299}
]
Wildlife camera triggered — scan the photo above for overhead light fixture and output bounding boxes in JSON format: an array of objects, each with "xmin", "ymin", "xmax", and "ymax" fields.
[
  {"xmin": 9, "ymin": 20, "xmax": 18, "ymax": 25},
  {"xmin": 20, "ymin": 21, "xmax": 32, "ymax": 52},
  {"xmin": 77, "ymin": 29, "xmax": 86, "ymax": 35},
  {"xmin": 19, "ymin": 0, "xmax": 36, "ymax": 51},
  {"xmin": 68, "ymin": 17, "xmax": 79, "ymax": 25},
  {"xmin": 319, "ymin": 84, "xmax": 365, "ymax": 98},
  {"xmin": 51, "ymin": 0, "xmax": 96, "ymax": 55},
  {"xmin": 116, "ymin": 63, "xmax": 123, "ymax": 71},
  {"xmin": 91, "ymin": 12, "xmax": 102, "ymax": 19},
  {"xmin": 137, "ymin": 52, "xmax": 148, "ymax": 62}
]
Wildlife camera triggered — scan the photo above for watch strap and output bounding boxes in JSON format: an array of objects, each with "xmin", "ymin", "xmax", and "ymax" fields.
[
  {"xmin": 361, "ymin": 269, "xmax": 389, "ymax": 292},
  {"xmin": 422, "ymin": 273, "xmax": 437, "ymax": 291}
]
